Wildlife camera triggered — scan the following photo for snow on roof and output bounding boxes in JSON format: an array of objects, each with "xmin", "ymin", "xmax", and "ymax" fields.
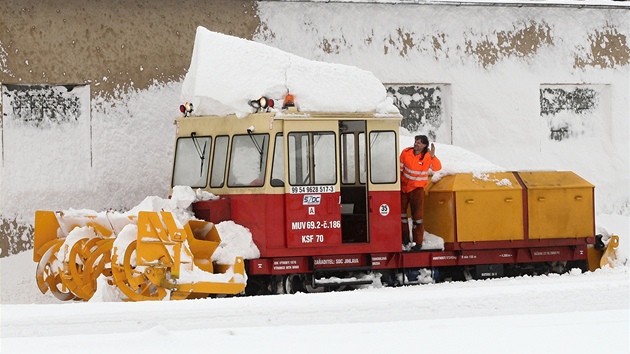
[{"xmin": 181, "ymin": 26, "xmax": 399, "ymax": 118}]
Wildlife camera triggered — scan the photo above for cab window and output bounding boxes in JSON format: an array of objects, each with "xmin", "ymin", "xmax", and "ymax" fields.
[
  {"xmin": 288, "ymin": 132, "xmax": 336, "ymax": 186},
  {"xmin": 271, "ymin": 133, "xmax": 284, "ymax": 187},
  {"xmin": 210, "ymin": 135, "xmax": 229, "ymax": 188},
  {"xmin": 172, "ymin": 135, "xmax": 211, "ymax": 188},
  {"xmin": 228, "ymin": 134, "xmax": 269, "ymax": 187},
  {"xmin": 369, "ymin": 131, "xmax": 397, "ymax": 183}
]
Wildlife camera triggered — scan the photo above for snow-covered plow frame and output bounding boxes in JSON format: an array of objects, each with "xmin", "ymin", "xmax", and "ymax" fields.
[{"xmin": 33, "ymin": 210, "xmax": 245, "ymax": 301}]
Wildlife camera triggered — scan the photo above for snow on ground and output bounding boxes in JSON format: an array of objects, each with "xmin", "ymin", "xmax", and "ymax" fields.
[
  {"xmin": 1, "ymin": 26, "xmax": 629, "ymax": 353},
  {"xmin": 1, "ymin": 248, "xmax": 629, "ymax": 353}
]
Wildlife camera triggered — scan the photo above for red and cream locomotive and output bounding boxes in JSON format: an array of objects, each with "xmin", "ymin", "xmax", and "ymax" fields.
[{"xmin": 172, "ymin": 96, "xmax": 607, "ymax": 295}]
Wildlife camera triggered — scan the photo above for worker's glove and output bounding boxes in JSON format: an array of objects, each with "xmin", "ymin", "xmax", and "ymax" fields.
[{"xmin": 430, "ymin": 143, "xmax": 436, "ymax": 158}]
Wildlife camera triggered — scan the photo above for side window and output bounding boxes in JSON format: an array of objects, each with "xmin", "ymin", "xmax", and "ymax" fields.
[
  {"xmin": 369, "ymin": 131, "xmax": 397, "ymax": 184},
  {"xmin": 340, "ymin": 132, "xmax": 367, "ymax": 184},
  {"xmin": 172, "ymin": 135, "xmax": 212, "ymax": 188},
  {"xmin": 288, "ymin": 133, "xmax": 309, "ymax": 185},
  {"xmin": 288, "ymin": 131, "xmax": 336, "ymax": 186},
  {"xmin": 358, "ymin": 132, "xmax": 366, "ymax": 184},
  {"xmin": 210, "ymin": 135, "xmax": 229, "ymax": 188},
  {"xmin": 228, "ymin": 134, "xmax": 269, "ymax": 187},
  {"xmin": 271, "ymin": 133, "xmax": 284, "ymax": 187},
  {"xmin": 340, "ymin": 133, "xmax": 356, "ymax": 184}
]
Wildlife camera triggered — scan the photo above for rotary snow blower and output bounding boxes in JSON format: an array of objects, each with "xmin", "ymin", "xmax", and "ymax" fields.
[{"xmin": 33, "ymin": 209, "xmax": 245, "ymax": 301}]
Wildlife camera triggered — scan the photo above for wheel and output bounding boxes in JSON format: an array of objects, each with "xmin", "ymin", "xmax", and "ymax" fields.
[
  {"xmin": 244, "ymin": 275, "xmax": 272, "ymax": 296},
  {"xmin": 565, "ymin": 260, "xmax": 588, "ymax": 273},
  {"xmin": 281, "ymin": 274, "xmax": 305, "ymax": 294}
]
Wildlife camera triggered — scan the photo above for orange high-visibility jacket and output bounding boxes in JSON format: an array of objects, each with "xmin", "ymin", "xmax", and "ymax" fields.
[{"xmin": 399, "ymin": 147, "xmax": 442, "ymax": 193}]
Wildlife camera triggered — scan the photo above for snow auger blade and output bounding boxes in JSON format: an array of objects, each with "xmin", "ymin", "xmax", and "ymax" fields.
[
  {"xmin": 587, "ymin": 235, "xmax": 620, "ymax": 271},
  {"xmin": 599, "ymin": 235, "xmax": 620, "ymax": 268},
  {"xmin": 34, "ymin": 209, "xmax": 245, "ymax": 301},
  {"xmin": 35, "ymin": 238, "xmax": 77, "ymax": 301},
  {"xmin": 33, "ymin": 210, "xmax": 134, "ymax": 301}
]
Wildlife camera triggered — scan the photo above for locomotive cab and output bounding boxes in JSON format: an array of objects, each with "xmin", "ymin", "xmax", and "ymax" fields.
[{"xmin": 171, "ymin": 107, "xmax": 403, "ymax": 291}]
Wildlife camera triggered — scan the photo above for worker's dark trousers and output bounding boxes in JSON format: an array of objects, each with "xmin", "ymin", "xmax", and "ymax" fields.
[{"xmin": 401, "ymin": 187, "xmax": 425, "ymax": 245}]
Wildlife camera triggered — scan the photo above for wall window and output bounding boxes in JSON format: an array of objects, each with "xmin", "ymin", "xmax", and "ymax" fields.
[
  {"xmin": 386, "ymin": 84, "xmax": 451, "ymax": 144},
  {"xmin": 540, "ymin": 84, "xmax": 609, "ymax": 141},
  {"xmin": 1, "ymin": 84, "xmax": 91, "ymax": 169},
  {"xmin": 2, "ymin": 84, "xmax": 89, "ymax": 128}
]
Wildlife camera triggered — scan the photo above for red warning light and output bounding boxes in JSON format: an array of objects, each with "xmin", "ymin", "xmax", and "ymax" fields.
[
  {"xmin": 283, "ymin": 94, "xmax": 294, "ymax": 109},
  {"xmin": 180, "ymin": 102, "xmax": 193, "ymax": 117}
]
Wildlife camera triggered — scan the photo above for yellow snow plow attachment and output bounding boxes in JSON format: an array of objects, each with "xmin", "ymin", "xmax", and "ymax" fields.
[
  {"xmin": 33, "ymin": 210, "xmax": 245, "ymax": 301},
  {"xmin": 587, "ymin": 235, "xmax": 620, "ymax": 272}
]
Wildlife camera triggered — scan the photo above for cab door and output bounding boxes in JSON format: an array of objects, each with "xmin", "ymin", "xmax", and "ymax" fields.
[
  {"xmin": 283, "ymin": 119, "xmax": 342, "ymax": 248},
  {"xmin": 365, "ymin": 120, "xmax": 401, "ymax": 248},
  {"xmin": 339, "ymin": 120, "xmax": 369, "ymax": 243}
]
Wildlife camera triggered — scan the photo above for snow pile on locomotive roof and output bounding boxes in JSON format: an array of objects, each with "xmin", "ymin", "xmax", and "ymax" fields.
[{"xmin": 181, "ymin": 26, "xmax": 399, "ymax": 118}]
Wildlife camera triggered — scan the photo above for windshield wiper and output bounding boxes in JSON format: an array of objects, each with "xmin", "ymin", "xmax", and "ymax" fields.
[
  {"xmin": 247, "ymin": 130, "xmax": 266, "ymax": 171},
  {"xmin": 191, "ymin": 132, "xmax": 207, "ymax": 177}
]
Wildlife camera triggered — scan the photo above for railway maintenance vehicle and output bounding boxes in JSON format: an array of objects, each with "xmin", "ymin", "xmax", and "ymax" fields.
[{"xmin": 32, "ymin": 94, "xmax": 619, "ymax": 301}]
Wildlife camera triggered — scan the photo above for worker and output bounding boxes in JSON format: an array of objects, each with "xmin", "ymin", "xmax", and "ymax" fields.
[{"xmin": 399, "ymin": 134, "xmax": 442, "ymax": 251}]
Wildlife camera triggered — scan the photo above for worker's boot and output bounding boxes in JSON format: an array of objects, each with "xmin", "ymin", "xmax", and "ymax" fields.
[{"xmin": 411, "ymin": 221, "xmax": 424, "ymax": 251}]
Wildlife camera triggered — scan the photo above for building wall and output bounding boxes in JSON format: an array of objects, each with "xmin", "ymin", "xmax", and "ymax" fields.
[
  {"xmin": 256, "ymin": 1, "xmax": 630, "ymax": 215},
  {"xmin": 0, "ymin": 0, "xmax": 259, "ymax": 96},
  {"xmin": 1, "ymin": 1, "xmax": 629, "ymax": 256}
]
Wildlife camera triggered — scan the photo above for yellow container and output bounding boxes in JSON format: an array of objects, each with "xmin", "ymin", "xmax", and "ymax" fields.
[
  {"xmin": 425, "ymin": 173, "xmax": 524, "ymax": 243},
  {"xmin": 517, "ymin": 171, "xmax": 594, "ymax": 239}
]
